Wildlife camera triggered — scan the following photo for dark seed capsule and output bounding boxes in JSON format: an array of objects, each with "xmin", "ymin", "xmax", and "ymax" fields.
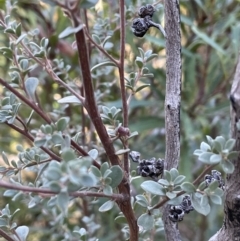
[
  {"xmin": 138, "ymin": 4, "xmax": 155, "ymax": 18},
  {"xmin": 132, "ymin": 18, "xmax": 149, "ymax": 37},
  {"xmin": 169, "ymin": 205, "xmax": 185, "ymax": 222}
]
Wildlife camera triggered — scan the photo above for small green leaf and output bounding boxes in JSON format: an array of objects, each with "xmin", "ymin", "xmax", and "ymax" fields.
[
  {"xmin": 61, "ymin": 149, "xmax": 76, "ymax": 161},
  {"xmin": 135, "ymin": 195, "xmax": 148, "ymax": 207},
  {"xmin": 224, "ymin": 139, "xmax": 236, "ymax": 151},
  {"xmin": 221, "ymin": 159, "xmax": 234, "ymax": 174},
  {"xmin": 200, "ymin": 194, "xmax": 209, "ymax": 206},
  {"xmin": 115, "ymin": 149, "xmax": 130, "ymax": 155},
  {"xmin": 51, "ymin": 133, "xmax": 64, "ymax": 145},
  {"xmin": 25, "ymin": 77, "xmax": 39, "ymax": 101},
  {"xmin": 15, "ymin": 23, "xmax": 21, "ymax": 37},
  {"xmin": 2, "ymin": 151, "xmax": 9, "ymax": 165},
  {"xmin": 135, "ymin": 84, "xmax": 150, "ymax": 93},
  {"xmin": 227, "ymin": 151, "xmax": 239, "ymax": 160},
  {"xmin": 135, "ymin": 56, "xmax": 143, "ymax": 69},
  {"xmin": 210, "ymin": 194, "xmax": 222, "ymax": 205},
  {"xmin": 108, "ymin": 165, "xmax": 124, "ymax": 188},
  {"xmin": 173, "ymin": 175, "xmax": 186, "ymax": 185},
  {"xmin": 79, "ymin": 173, "xmax": 97, "ymax": 187},
  {"xmin": 170, "ymin": 168, "xmax": 179, "ymax": 180},
  {"xmin": 15, "ymin": 226, "xmax": 29, "ymax": 241},
  {"xmin": 34, "ymin": 138, "xmax": 47, "ymax": 147},
  {"xmin": 137, "ymin": 213, "xmax": 154, "ymax": 231},
  {"xmin": 145, "ymin": 53, "xmax": 158, "ymax": 62},
  {"xmin": 180, "ymin": 182, "xmax": 196, "ymax": 193},
  {"xmin": 141, "ymin": 180, "xmax": 165, "ymax": 196},
  {"xmin": 114, "ymin": 215, "xmax": 127, "ymax": 224},
  {"xmin": 91, "ymin": 61, "xmax": 117, "ymax": 72},
  {"xmin": 215, "ymin": 136, "xmax": 226, "ymax": 149},
  {"xmin": 56, "ymin": 117, "xmax": 70, "ymax": 131},
  {"xmin": 210, "ymin": 154, "xmax": 222, "ymax": 164},
  {"xmin": 164, "ymin": 170, "xmax": 172, "ymax": 182},
  {"xmin": 100, "ymin": 162, "xmax": 109, "ymax": 176},
  {"xmin": 57, "ymin": 191, "xmax": 69, "ymax": 216},
  {"xmin": 192, "ymin": 193, "xmax": 210, "ymax": 216},
  {"xmin": 200, "ymin": 142, "xmax": 211, "ymax": 151},
  {"xmin": 58, "ymin": 95, "xmax": 82, "ymax": 104},
  {"xmin": 91, "ymin": 165, "xmax": 101, "ymax": 178},
  {"xmin": 59, "ymin": 25, "xmax": 84, "ymax": 39},
  {"xmin": 166, "ymin": 191, "xmax": 177, "ymax": 199},
  {"xmin": 208, "ymin": 180, "xmax": 219, "ymax": 191},
  {"xmin": 16, "ymin": 33, "xmax": 27, "ymax": 44},
  {"xmin": 198, "ymin": 152, "xmax": 213, "ymax": 164},
  {"xmin": 103, "ymin": 169, "xmax": 112, "ymax": 179},
  {"xmin": 99, "ymin": 200, "xmax": 115, "ymax": 212},
  {"xmin": 158, "ymin": 179, "xmax": 170, "ymax": 186},
  {"xmin": 88, "ymin": 149, "xmax": 98, "ymax": 160},
  {"xmin": 103, "ymin": 185, "xmax": 113, "ymax": 195},
  {"xmin": 92, "ymin": 34, "xmax": 101, "ymax": 45}
]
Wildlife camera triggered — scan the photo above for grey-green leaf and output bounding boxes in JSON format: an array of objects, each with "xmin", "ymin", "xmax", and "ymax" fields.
[
  {"xmin": 192, "ymin": 193, "xmax": 210, "ymax": 216},
  {"xmin": 141, "ymin": 180, "xmax": 166, "ymax": 196},
  {"xmin": 58, "ymin": 95, "xmax": 82, "ymax": 104},
  {"xmin": 224, "ymin": 139, "xmax": 236, "ymax": 151},
  {"xmin": 57, "ymin": 191, "xmax": 69, "ymax": 216},
  {"xmin": 56, "ymin": 117, "xmax": 70, "ymax": 131},
  {"xmin": 15, "ymin": 226, "xmax": 29, "ymax": 241},
  {"xmin": 59, "ymin": 25, "xmax": 84, "ymax": 39},
  {"xmin": 99, "ymin": 200, "xmax": 115, "ymax": 212},
  {"xmin": 180, "ymin": 182, "xmax": 196, "ymax": 193},
  {"xmin": 91, "ymin": 61, "xmax": 117, "ymax": 72},
  {"xmin": 25, "ymin": 77, "xmax": 39, "ymax": 101},
  {"xmin": 221, "ymin": 159, "xmax": 235, "ymax": 174},
  {"xmin": 137, "ymin": 213, "xmax": 154, "ymax": 231},
  {"xmin": 108, "ymin": 165, "xmax": 124, "ymax": 188}
]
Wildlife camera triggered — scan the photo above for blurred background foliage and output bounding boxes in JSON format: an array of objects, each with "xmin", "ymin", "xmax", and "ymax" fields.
[{"xmin": 0, "ymin": 0, "xmax": 239, "ymax": 240}]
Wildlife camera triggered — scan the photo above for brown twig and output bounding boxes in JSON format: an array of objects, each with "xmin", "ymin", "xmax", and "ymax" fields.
[
  {"xmin": 0, "ymin": 229, "xmax": 15, "ymax": 241},
  {"xmin": 0, "ymin": 180, "xmax": 124, "ymax": 200}
]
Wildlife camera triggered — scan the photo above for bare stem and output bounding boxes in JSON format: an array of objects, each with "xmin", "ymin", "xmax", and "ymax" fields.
[
  {"xmin": 0, "ymin": 229, "xmax": 15, "ymax": 241},
  {"xmin": 0, "ymin": 180, "xmax": 124, "ymax": 200},
  {"xmin": 119, "ymin": 0, "xmax": 130, "ymax": 174}
]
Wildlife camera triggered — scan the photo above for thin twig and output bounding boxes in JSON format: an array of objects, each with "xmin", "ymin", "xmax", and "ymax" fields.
[
  {"xmin": 0, "ymin": 229, "xmax": 15, "ymax": 241},
  {"xmin": 0, "ymin": 180, "xmax": 124, "ymax": 200},
  {"xmin": 84, "ymin": 29, "xmax": 119, "ymax": 66}
]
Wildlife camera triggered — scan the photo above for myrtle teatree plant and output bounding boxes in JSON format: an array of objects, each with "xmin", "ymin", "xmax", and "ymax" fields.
[{"xmin": 0, "ymin": 1, "xmax": 239, "ymax": 241}]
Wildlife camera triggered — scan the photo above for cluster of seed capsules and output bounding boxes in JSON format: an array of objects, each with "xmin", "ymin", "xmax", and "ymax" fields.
[
  {"xmin": 129, "ymin": 151, "xmax": 164, "ymax": 181},
  {"xmin": 129, "ymin": 151, "xmax": 225, "ymax": 222},
  {"xmin": 132, "ymin": 4, "xmax": 166, "ymax": 38}
]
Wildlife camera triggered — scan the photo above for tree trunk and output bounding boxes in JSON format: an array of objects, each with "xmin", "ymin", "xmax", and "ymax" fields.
[
  {"xmin": 163, "ymin": 0, "xmax": 182, "ymax": 240},
  {"xmin": 209, "ymin": 56, "xmax": 240, "ymax": 241}
]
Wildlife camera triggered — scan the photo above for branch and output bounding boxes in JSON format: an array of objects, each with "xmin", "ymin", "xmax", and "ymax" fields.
[
  {"xmin": 0, "ymin": 180, "xmax": 124, "ymax": 200},
  {"xmin": 162, "ymin": 0, "xmax": 182, "ymax": 240},
  {"xmin": 119, "ymin": 0, "xmax": 129, "ymax": 174},
  {"xmin": 6, "ymin": 123, "xmax": 62, "ymax": 162},
  {"xmin": 71, "ymin": 6, "xmax": 138, "ymax": 241},
  {"xmin": 72, "ymin": 13, "xmax": 120, "ymax": 167},
  {"xmin": 0, "ymin": 229, "xmax": 15, "ymax": 241}
]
